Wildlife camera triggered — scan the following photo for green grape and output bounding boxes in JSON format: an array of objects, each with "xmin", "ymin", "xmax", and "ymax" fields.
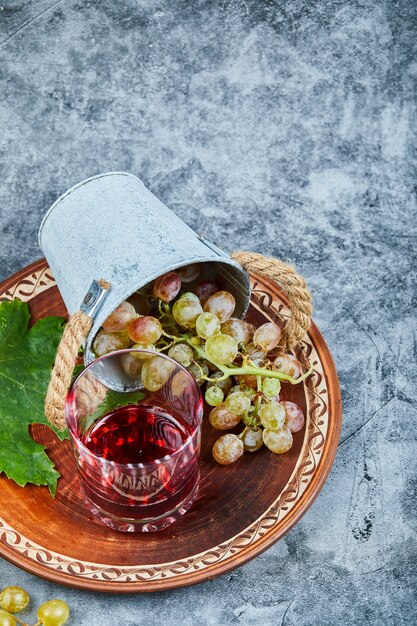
[
  {"xmin": 102, "ymin": 301, "xmax": 137, "ymax": 332},
  {"xmin": 242, "ymin": 427, "xmax": 263, "ymax": 452},
  {"xmin": 130, "ymin": 343, "xmax": 156, "ymax": 359},
  {"xmin": 221, "ymin": 318, "xmax": 251, "ymax": 345},
  {"xmin": 261, "ymin": 378, "xmax": 281, "ymax": 398},
  {"xmin": 196, "ymin": 312, "xmax": 221, "ymax": 339},
  {"xmin": 128, "ymin": 315, "xmax": 162, "ymax": 344},
  {"xmin": 141, "ymin": 356, "xmax": 176, "ymax": 391},
  {"xmin": 242, "ymin": 385, "xmax": 257, "ymax": 400},
  {"xmin": 209, "ymin": 403, "xmax": 242, "ymax": 430},
  {"xmin": 168, "ymin": 343, "xmax": 194, "ymax": 367},
  {"xmin": 205, "ymin": 333, "xmax": 238, "ymax": 364},
  {"xmin": 204, "ymin": 291, "xmax": 236, "ymax": 322},
  {"xmin": 92, "ymin": 329, "xmax": 130, "ymax": 357},
  {"xmin": 0, "ymin": 611, "xmax": 16, "ymax": 626},
  {"xmin": 187, "ymin": 362, "xmax": 209, "ymax": 385},
  {"xmin": 120, "ymin": 352, "xmax": 143, "ymax": 378},
  {"xmin": 273, "ymin": 354, "xmax": 302, "ymax": 379},
  {"xmin": 37, "ymin": 600, "xmax": 69, "ymax": 626},
  {"xmin": 253, "ymin": 322, "xmax": 281, "ymax": 351},
  {"xmin": 0, "ymin": 586, "xmax": 29, "ymax": 613},
  {"xmin": 263, "ymin": 426, "xmax": 293, "ymax": 453},
  {"xmin": 225, "ymin": 391, "xmax": 251, "ymax": 416},
  {"xmin": 259, "ymin": 403, "xmax": 286, "ymax": 431},
  {"xmin": 205, "ymin": 386, "xmax": 224, "ymax": 406},
  {"xmin": 212, "ymin": 434, "xmax": 244, "ymax": 464},
  {"xmin": 172, "ymin": 295, "xmax": 203, "ymax": 328},
  {"xmin": 206, "ymin": 372, "xmax": 233, "ymax": 395},
  {"xmin": 153, "ymin": 271, "xmax": 181, "ymax": 302}
]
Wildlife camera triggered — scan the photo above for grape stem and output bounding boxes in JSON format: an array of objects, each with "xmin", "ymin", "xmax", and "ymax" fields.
[{"xmin": 184, "ymin": 339, "xmax": 313, "ymax": 385}]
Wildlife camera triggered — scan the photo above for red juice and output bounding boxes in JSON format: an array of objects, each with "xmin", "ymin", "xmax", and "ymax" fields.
[{"xmin": 77, "ymin": 404, "xmax": 200, "ymax": 524}]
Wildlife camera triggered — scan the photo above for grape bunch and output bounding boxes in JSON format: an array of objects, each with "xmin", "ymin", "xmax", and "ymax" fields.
[
  {"xmin": 0, "ymin": 586, "xmax": 69, "ymax": 626},
  {"xmin": 94, "ymin": 263, "xmax": 311, "ymax": 465}
]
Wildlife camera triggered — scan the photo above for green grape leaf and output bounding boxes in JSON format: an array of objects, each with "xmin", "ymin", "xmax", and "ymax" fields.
[
  {"xmin": 82, "ymin": 389, "xmax": 145, "ymax": 431},
  {"xmin": 0, "ymin": 299, "xmax": 67, "ymax": 495}
]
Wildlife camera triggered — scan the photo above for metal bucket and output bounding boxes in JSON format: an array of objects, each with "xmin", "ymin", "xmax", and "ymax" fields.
[{"xmin": 39, "ymin": 172, "xmax": 250, "ymax": 365}]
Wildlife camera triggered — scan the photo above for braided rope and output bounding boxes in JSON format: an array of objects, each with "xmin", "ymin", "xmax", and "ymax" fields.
[
  {"xmin": 44, "ymin": 310, "xmax": 93, "ymax": 430},
  {"xmin": 232, "ymin": 251, "xmax": 313, "ymax": 350}
]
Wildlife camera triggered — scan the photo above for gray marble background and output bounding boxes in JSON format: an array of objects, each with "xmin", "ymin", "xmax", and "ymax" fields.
[{"xmin": 0, "ymin": 1, "xmax": 416, "ymax": 624}]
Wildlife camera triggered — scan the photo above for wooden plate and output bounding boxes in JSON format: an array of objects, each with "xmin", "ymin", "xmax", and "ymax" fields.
[{"xmin": 0, "ymin": 259, "xmax": 341, "ymax": 593}]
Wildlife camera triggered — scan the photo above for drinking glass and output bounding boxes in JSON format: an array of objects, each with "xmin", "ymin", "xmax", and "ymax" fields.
[{"xmin": 65, "ymin": 349, "xmax": 203, "ymax": 532}]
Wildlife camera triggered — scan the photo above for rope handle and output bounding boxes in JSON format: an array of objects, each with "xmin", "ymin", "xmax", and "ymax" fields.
[
  {"xmin": 44, "ymin": 255, "xmax": 312, "ymax": 430},
  {"xmin": 231, "ymin": 251, "xmax": 313, "ymax": 349},
  {"xmin": 45, "ymin": 311, "xmax": 93, "ymax": 430}
]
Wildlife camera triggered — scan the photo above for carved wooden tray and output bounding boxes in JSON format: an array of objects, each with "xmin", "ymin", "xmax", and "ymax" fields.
[{"xmin": 0, "ymin": 259, "xmax": 341, "ymax": 592}]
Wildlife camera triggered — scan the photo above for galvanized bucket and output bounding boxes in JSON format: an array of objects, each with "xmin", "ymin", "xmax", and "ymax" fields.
[{"xmin": 39, "ymin": 172, "xmax": 251, "ymax": 365}]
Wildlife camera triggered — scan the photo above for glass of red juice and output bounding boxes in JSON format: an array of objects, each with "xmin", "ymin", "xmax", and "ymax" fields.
[{"xmin": 65, "ymin": 349, "xmax": 203, "ymax": 532}]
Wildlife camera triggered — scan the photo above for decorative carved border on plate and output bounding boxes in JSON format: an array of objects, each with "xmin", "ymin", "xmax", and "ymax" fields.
[
  {"xmin": 0, "ymin": 269, "xmax": 329, "ymax": 583},
  {"xmin": 0, "ymin": 267, "xmax": 56, "ymax": 302}
]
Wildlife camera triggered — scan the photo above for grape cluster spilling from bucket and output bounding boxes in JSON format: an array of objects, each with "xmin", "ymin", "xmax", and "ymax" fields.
[{"xmin": 93, "ymin": 263, "xmax": 310, "ymax": 465}]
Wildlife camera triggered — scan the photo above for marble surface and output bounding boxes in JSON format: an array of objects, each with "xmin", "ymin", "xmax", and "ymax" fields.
[{"xmin": 0, "ymin": 1, "xmax": 416, "ymax": 624}]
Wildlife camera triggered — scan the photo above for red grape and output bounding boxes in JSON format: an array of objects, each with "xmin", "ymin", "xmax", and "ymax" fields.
[{"xmin": 153, "ymin": 271, "xmax": 181, "ymax": 302}]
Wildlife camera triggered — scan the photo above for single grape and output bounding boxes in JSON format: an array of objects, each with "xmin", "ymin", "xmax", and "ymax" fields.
[
  {"xmin": 141, "ymin": 356, "xmax": 176, "ymax": 391},
  {"xmin": 128, "ymin": 316, "xmax": 162, "ymax": 344},
  {"xmin": 194, "ymin": 280, "xmax": 219, "ymax": 305},
  {"xmin": 205, "ymin": 333, "xmax": 238, "ymax": 364},
  {"xmin": 187, "ymin": 362, "xmax": 209, "ymax": 385},
  {"xmin": 242, "ymin": 427, "xmax": 263, "ymax": 452},
  {"xmin": 172, "ymin": 295, "xmax": 203, "ymax": 328},
  {"xmin": 209, "ymin": 403, "xmax": 242, "ymax": 430},
  {"xmin": 177, "ymin": 263, "xmax": 200, "ymax": 283},
  {"xmin": 259, "ymin": 403, "xmax": 286, "ymax": 431},
  {"xmin": 263, "ymin": 426, "xmax": 293, "ymax": 453},
  {"xmin": 282, "ymin": 401, "xmax": 305, "ymax": 433},
  {"xmin": 273, "ymin": 354, "xmax": 302, "ymax": 379},
  {"xmin": 168, "ymin": 343, "xmax": 194, "ymax": 367},
  {"xmin": 0, "ymin": 611, "xmax": 16, "ymax": 626},
  {"xmin": 102, "ymin": 301, "xmax": 137, "ymax": 332},
  {"xmin": 153, "ymin": 271, "xmax": 182, "ymax": 302},
  {"xmin": 205, "ymin": 386, "xmax": 224, "ymax": 406},
  {"xmin": 0, "ymin": 587, "xmax": 29, "ymax": 614},
  {"xmin": 130, "ymin": 343, "xmax": 156, "ymax": 359},
  {"xmin": 204, "ymin": 291, "xmax": 236, "ymax": 322},
  {"xmin": 120, "ymin": 352, "xmax": 143, "ymax": 378},
  {"xmin": 212, "ymin": 434, "xmax": 244, "ymax": 464},
  {"xmin": 225, "ymin": 391, "xmax": 251, "ymax": 415},
  {"xmin": 37, "ymin": 600, "xmax": 69, "ymax": 626},
  {"xmin": 92, "ymin": 330, "xmax": 130, "ymax": 357},
  {"xmin": 206, "ymin": 372, "xmax": 233, "ymax": 395},
  {"xmin": 253, "ymin": 322, "xmax": 281, "ymax": 351},
  {"xmin": 196, "ymin": 312, "xmax": 221, "ymax": 339},
  {"xmin": 262, "ymin": 378, "xmax": 281, "ymax": 397},
  {"xmin": 221, "ymin": 318, "xmax": 251, "ymax": 345}
]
